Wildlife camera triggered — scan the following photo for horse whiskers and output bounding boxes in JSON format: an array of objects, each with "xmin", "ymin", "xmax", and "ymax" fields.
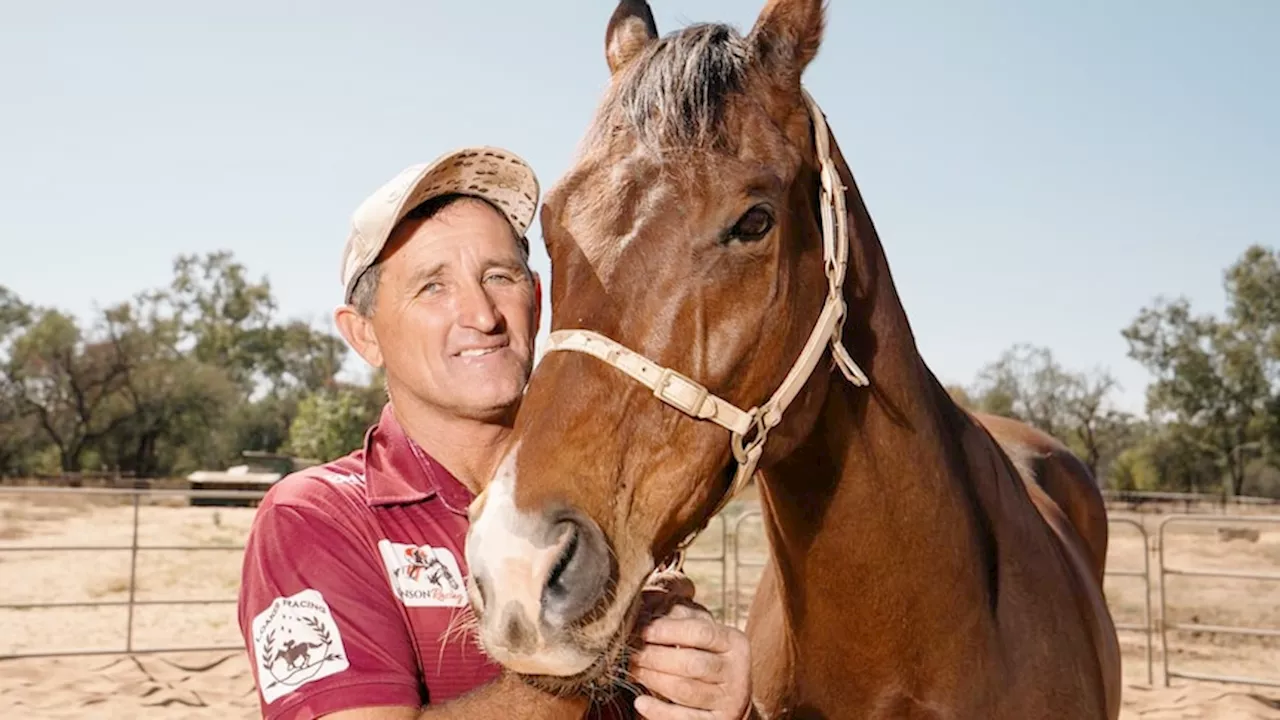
[
  {"xmin": 610, "ymin": 666, "xmax": 646, "ymax": 699},
  {"xmin": 436, "ymin": 605, "xmax": 484, "ymax": 671},
  {"xmin": 441, "ymin": 606, "xmax": 480, "ymax": 646}
]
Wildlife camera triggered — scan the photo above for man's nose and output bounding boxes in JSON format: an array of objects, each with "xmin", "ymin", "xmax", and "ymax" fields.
[{"xmin": 456, "ymin": 281, "xmax": 501, "ymax": 332}]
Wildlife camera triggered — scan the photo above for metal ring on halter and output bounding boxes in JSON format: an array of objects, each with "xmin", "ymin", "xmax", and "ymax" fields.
[
  {"xmin": 655, "ymin": 546, "xmax": 686, "ymax": 573},
  {"xmin": 731, "ymin": 411, "xmax": 769, "ymax": 465}
]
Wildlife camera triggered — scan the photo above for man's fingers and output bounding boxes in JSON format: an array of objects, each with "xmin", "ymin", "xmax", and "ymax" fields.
[
  {"xmin": 633, "ymin": 693, "xmax": 713, "ymax": 720},
  {"xmin": 640, "ymin": 615, "xmax": 732, "ymax": 653},
  {"xmin": 666, "ymin": 603, "xmax": 705, "ymax": 620},
  {"xmin": 643, "ymin": 570, "xmax": 696, "ymax": 599},
  {"xmin": 632, "ymin": 666, "xmax": 726, "ymax": 712},
  {"xmin": 631, "ymin": 643, "xmax": 726, "ymax": 682}
]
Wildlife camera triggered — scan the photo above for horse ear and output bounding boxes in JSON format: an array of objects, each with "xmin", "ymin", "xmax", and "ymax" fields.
[
  {"xmin": 748, "ymin": 0, "xmax": 825, "ymax": 75},
  {"xmin": 605, "ymin": 0, "xmax": 658, "ymax": 75}
]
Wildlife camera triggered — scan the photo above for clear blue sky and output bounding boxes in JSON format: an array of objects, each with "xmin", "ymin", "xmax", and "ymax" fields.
[{"xmin": 3, "ymin": 1, "xmax": 1277, "ymax": 415}]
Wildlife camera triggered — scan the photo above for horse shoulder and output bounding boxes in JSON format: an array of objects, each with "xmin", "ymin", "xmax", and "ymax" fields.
[
  {"xmin": 969, "ymin": 412, "xmax": 1121, "ymax": 720},
  {"xmin": 970, "ymin": 411, "xmax": 1109, "ymax": 582}
]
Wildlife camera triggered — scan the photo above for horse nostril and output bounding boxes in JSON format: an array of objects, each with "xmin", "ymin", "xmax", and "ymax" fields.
[
  {"xmin": 540, "ymin": 514, "xmax": 609, "ymax": 627},
  {"xmin": 543, "ymin": 522, "xmax": 581, "ymax": 601},
  {"xmin": 473, "ymin": 570, "xmax": 492, "ymax": 613}
]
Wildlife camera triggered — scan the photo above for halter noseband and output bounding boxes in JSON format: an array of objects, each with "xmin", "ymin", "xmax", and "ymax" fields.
[{"xmin": 541, "ymin": 88, "xmax": 869, "ymax": 570}]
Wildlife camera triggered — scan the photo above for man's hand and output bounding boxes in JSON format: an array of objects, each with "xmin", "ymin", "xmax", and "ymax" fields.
[{"xmin": 628, "ymin": 571, "xmax": 752, "ymax": 720}]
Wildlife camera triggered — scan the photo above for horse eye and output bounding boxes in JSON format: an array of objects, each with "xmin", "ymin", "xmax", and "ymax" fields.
[{"xmin": 726, "ymin": 206, "xmax": 774, "ymax": 243}]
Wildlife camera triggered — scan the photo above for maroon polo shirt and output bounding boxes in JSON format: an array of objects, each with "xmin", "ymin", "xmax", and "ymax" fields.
[{"xmin": 237, "ymin": 402, "xmax": 501, "ymax": 718}]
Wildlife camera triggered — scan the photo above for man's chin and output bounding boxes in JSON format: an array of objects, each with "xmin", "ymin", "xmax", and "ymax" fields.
[{"xmin": 441, "ymin": 377, "xmax": 526, "ymax": 418}]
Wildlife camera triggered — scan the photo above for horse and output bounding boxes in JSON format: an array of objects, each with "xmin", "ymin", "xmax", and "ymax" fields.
[{"xmin": 463, "ymin": 0, "xmax": 1122, "ymax": 717}]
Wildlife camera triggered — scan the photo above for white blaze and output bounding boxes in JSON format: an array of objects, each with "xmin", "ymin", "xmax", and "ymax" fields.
[{"xmin": 465, "ymin": 442, "xmax": 597, "ymax": 676}]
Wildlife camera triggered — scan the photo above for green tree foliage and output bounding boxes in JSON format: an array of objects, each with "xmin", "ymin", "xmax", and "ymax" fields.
[
  {"xmin": 0, "ymin": 250, "xmax": 381, "ymax": 479},
  {"xmin": 285, "ymin": 384, "xmax": 386, "ymax": 463},
  {"xmin": 966, "ymin": 344, "xmax": 1133, "ymax": 479},
  {"xmin": 0, "ymin": 288, "xmax": 48, "ymax": 475},
  {"xmin": 945, "ymin": 244, "xmax": 1280, "ymax": 498},
  {"xmin": 1121, "ymin": 244, "xmax": 1280, "ymax": 497},
  {"xmin": 6, "ymin": 242, "xmax": 1280, "ymax": 501}
]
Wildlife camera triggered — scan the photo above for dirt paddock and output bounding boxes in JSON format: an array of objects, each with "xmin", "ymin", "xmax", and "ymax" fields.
[{"xmin": 1, "ymin": 489, "xmax": 1278, "ymax": 718}]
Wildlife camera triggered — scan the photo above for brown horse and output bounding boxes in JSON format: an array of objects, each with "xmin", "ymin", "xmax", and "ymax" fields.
[{"xmin": 464, "ymin": 0, "xmax": 1121, "ymax": 717}]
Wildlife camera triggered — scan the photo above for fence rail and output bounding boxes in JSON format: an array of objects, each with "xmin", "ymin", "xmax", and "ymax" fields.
[
  {"xmin": 1106, "ymin": 517, "xmax": 1154, "ymax": 686},
  {"xmin": 2, "ymin": 486, "xmax": 1279, "ymax": 690},
  {"xmin": 0, "ymin": 486, "xmax": 257, "ymax": 660},
  {"xmin": 1102, "ymin": 489, "xmax": 1280, "ymax": 514},
  {"xmin": 1156, "ymin": 514, "xmax": 1280, "ymax": 689}
]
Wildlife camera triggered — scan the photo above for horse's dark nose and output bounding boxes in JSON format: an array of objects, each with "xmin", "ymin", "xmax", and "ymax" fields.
[{"xmin": 540, "ymin": 510, "xmax": 611, "ymax": 627}]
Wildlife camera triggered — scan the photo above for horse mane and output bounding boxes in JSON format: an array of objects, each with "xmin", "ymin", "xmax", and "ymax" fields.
[{"xmin": 591, "ymin": 22, "xmax": 750, "ymax": 150}]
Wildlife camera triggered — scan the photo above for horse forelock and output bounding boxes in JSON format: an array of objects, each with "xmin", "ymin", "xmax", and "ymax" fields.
[
  {"xmin": 589, "ymin": 22, "xmax": 751, "ymax": 152},
  {"xmin": 548, "ymin": 18, "xmax": 814, "ymax": 308}
]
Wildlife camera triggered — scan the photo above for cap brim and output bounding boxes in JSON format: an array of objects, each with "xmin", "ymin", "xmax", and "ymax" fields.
[
  {"xmin": 342, "ymin": 146, "xmax": 540, "ymax": 303},
  {"xmin": 398, "ymin": 146, "xmax": 539, "ymax": 238}
]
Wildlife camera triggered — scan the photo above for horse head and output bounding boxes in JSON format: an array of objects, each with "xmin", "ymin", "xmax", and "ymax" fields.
[{"xmin": 464, "ymin": 0, "xmax": 864, "ymax": 694}]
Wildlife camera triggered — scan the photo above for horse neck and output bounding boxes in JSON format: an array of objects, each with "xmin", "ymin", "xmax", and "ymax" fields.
[{"xmin": 755, "ymin": 143, "xmax": 999, "ymax": 662}]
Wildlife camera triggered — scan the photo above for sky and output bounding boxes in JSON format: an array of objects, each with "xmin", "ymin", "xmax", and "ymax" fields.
[{"xmin": 2, "ymin": 0, "xmax": 1277, "ymax": 415}]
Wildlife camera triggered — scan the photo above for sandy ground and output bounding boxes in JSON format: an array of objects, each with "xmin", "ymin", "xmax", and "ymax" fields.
[{"xmin": 1, "ymin": 490, "xmax": 1278, "ymax": 718}]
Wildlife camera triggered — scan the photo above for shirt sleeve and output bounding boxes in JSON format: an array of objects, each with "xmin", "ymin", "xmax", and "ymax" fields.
[{"xmin": 238, "ymin": 499, "xmax": 422, "ymax": 719}]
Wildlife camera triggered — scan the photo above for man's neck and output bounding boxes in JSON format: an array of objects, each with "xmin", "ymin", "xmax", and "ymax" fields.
[{"xmin": 388, "ymin": 394, "xmax": 516, "ymax": 495}]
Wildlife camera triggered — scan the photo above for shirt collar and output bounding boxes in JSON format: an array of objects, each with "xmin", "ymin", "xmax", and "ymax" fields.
[{"xmin": 362, "ymin": 402, "xmax": 477, "ymax": 516}]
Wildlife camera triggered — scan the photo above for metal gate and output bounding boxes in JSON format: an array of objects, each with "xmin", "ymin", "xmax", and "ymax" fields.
[
  {"xmin": 1107, "ymin": 517, "xmax": 1153, "ymax": 685},
  {"xmin": 5, "ymin": 487, "xmax": 1279, "ymax": 693},
  {"xmin": 1157, "ymin": 514, "xmax": 1280, "ymax": 688}
]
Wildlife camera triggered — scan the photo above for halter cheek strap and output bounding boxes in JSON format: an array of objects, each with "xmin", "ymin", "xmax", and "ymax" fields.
[{"xmin": 542, "ymin": 87, "xmax": 869, "ymax": 571}]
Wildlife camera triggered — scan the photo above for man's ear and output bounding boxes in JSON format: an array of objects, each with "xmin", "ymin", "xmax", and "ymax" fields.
[{"xmin": 334, "ymin": 305, "xmax": 384, "ymax": 369}]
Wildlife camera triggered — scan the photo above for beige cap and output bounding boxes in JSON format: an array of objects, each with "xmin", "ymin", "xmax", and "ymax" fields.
[{"xmin": 340, "ymin": 146, "xmax": 540, "ymax": 303}]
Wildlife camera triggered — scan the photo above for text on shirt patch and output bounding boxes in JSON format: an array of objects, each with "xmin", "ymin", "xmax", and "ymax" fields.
[
  {"xmin": 377, "ymin": 540, "xmax": 468, "ymax": 607},
  {"xmin": 250, "ymin": 588, "xmax": 350, "ymax": 703}
]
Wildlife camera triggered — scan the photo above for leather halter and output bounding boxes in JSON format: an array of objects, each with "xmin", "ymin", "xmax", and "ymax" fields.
[{"xmin": 542, "ymin": 88, "xmax": 869, "ymax": 569}]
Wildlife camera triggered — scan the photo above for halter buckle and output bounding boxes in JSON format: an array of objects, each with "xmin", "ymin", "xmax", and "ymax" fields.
[{"xmin": 653, "ymin": 367, "xmax": 710, "ymax": 418}]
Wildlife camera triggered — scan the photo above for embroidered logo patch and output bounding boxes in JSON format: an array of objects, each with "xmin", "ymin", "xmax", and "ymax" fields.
[
  {"xmin": 251, "ymin": 588, "xmax": 350, "ymax": 703},
  {"xmin": 378, "ymin": 540, "xmax": 468, "ymax": 607}
]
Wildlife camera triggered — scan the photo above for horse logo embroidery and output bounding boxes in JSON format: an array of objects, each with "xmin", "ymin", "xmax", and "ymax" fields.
[
  {"xmin": 251, "ymin": 588, "xmax": 350, "ymax": 703},
  {"xmin": 377, "ymin": 540, "xmax": 467, "ymax": 607}
]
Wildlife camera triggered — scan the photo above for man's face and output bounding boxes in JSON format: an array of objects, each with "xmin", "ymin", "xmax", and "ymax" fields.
[{"xmin": 364, "ymin": 198, "xmax": 540, "ymax": 422}]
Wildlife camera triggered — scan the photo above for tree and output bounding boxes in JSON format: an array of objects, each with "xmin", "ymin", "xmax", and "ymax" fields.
[
  {"xmin": 94, "ymin": 296, "xmax": 240, "ymax": 476},
  {"xmin": 0, "ymin": 287, "xmax": 48, "ymax": 475},
  {"xmin": 945, "ymin": 384, "xmax": 975, "ymax": 409},
  {"xmin": 5, "ymin": 306, "xmax": 136, "ymax": 471},
  {"xmin": 167, "ymin": 250, "xmax": 279, "ymax": 393},
  {"xmin": 970, "ymin": 344, "xmax": 1074, "ymax": 438},
  {"xmin": 285, "ymin": 384, "xmax": 385, "ymax": 463},
  {"xmin": 262, "ymin": 319, "xmax": 348, "ymax": 394},
  {"xmin": 967, "ymin": 344, "xmax": 1131, "ymax": 477},
  {"xmin": 1121, "ymin": 245, "xmax": 1280, "ymax": 498},
  {"xmin": 0, "ymin": 250, "xmax": 378, "ymax": 477}
]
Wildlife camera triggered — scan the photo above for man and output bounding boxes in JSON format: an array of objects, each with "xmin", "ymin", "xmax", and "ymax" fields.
[{"xmin": 236, "ymin": 146, "xmax": 753, "ymax": 720}]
